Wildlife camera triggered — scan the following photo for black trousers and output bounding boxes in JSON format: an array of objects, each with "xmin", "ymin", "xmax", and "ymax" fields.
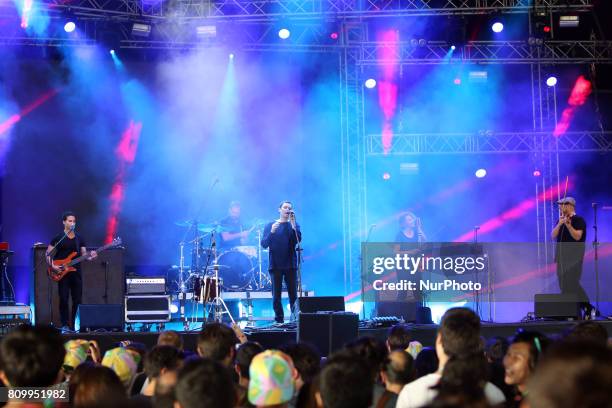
[
  {"xmin": 556, "ymin": 247, "xmax": 589, "ymax": 304},
  {"xmin": 270, "ymin": 268, "xmax": 297, "ymax": 323},
  {"xmin": 58, "ymin": 271, "xmax": 82, "ymax": 327}
]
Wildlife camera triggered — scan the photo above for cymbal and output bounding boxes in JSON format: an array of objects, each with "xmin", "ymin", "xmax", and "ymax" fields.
[
  {"xmin": 249, "ymin": 218, "xmax": 268, "ymax": 227},
  {"xmin": 198, "ymin": 225, "xmax": 227, "ymax": 233},
  {"xmin": 175, "ymin": 220, "xmax": 210, "ymax": 229}
]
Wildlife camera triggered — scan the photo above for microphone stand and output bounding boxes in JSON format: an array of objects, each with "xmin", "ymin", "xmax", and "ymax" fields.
[
  {"xmin": 291, "ymin": 213, "xmax": 303, "ymax": 322},
  {"xmin": 592, "ymin": 203, "xmax": 600, "ymax": 314},
  {"xmin": 362, "ymin": 225, "xmax": 376, "ymax": 320}
]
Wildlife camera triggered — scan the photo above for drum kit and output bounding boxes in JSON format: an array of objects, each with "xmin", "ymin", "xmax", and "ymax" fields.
[{"xmin": 175, "ymin": 219, "xmax": 271, "ymax": 307}]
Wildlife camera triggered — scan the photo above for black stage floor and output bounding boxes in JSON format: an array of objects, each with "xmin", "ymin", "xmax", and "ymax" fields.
[{"xmin": 60, "ymin": 319, "xmax": 612, "ymax": 355}]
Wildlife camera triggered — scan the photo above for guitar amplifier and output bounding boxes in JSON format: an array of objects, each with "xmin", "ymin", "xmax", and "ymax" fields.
[{"xmin": 126, "ymin": 277, "xmax": 166, "ymax": 294}]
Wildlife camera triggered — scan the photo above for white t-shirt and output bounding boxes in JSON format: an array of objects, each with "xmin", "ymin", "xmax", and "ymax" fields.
[{"xmin": 395, "ymin": 373, "xmax": 505, "ymax": 408}]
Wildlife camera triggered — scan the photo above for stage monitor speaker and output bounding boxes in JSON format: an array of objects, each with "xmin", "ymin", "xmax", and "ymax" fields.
[
  {"xmin": 76, "ymin": 304, "xmax": 124, "ymax": 332},
  {"xmin": 32, "ymin": 245, "xmax": 125, "ymax": 327},
  {"xmin": 298, "ymin": 296, "xmax": 345, "ymax": 313},
  {"xmin": 298, "ymin": 312, "xmax": 358, "ymax": 356},
  {"xmin": 534, "ymin": 294, "xmax": 581, "ymax": 319}
]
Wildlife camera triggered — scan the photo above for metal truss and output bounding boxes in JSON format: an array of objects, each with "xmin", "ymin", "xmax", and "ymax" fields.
[
  {"xmin": 42, "ymin": 0, "xmax": 593, "ymax": 21},
  {"xmin": 340, "ymin": 23, "xmax": 368, "ymax": 298},
  {"xmin": 356, "ymin": 41, "xmax": 612, "ymax": 65},
  {"xmin": 365, "ymin": 131, "xmax": 612, "ymax": 155}
]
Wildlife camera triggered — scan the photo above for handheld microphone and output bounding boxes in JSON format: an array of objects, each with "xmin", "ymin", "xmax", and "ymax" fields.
[{"xmin": 70, "ymin": 224, "xmax": 76, "ymax": 231}]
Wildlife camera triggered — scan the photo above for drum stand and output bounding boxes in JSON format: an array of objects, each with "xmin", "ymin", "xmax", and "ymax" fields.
[
  {"xmin": 255, "ymin": 228, "xmax": 271, "ymax": 290},
  {"xmin": 203, "ymin": 231, "xmax": 235, "ymax": 324}
]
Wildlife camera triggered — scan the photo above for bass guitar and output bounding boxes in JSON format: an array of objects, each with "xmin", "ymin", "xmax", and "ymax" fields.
[{"xmin": 48, "ymin": 237, "xmax": 122, "ymax": 282}]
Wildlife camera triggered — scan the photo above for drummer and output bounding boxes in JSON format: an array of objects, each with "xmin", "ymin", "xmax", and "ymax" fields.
[{"xmin": 219, "ymin": 201, "xmax": 254, "ymax": 250}]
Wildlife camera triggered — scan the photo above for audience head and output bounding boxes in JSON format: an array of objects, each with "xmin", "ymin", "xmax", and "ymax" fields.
[
  {"xmin": 196, "ymin": 322, "xmax": 239, "ymax": 366},
  {"xmin": 175, "ymin": 358, "xmax": 236, "ymax": 408},
  {"xmin": 437, "ymin": 307, "xmax": 482, "ymax": 361},
  {"xmin": 143, "ymin": 345, "xmax": 183, "ymax": 381},
  {"xmin": 503, "ymin": 330, "xmax": 549, "ymax": 391},
  {"xmin": 318, "ymin": 352, "xmax": 373, "ymax": 408},
  {"xmin": 344, "ymin": 336, "xmax": 388, "ymax": 381},
  {"xmin": 526, "ymin": 340, "xmax": 612, "ymax": 408},
  {"xmin": 69, "ymin": 363, "xmax": 127, "ymax": 408},
  {"xmin": 414, "ymin": 347, "xmax": 439, "ymax": 378},
  {"xmin": 484, "ymin": 336, "xmax": 509, "ymax": 364},
  {"xmin": 386, "ymin": 324, "xmax": 413, "ymax": 351},
  {"xmin": 101, "ymin": 347, "xmax": 139, "ymax": 388},
  {"xmin": 157, "ymin": 330, "xmax": 184, "ymax": 350},
  {"xmin": 381, "ymin": 350, "xmax": 415, "ymax": 387},
  {"xmin": 564, "ymin": 321, "xmax": 608, "ymax": 347},
  {"xmin": 279, "ymin": 342, "xmax": 321, "ymax": 386},
  {"xmin": 235, "ymin": 341, "xmax": 264, "ymax": 381},
  {"xmin": 248, "ymin": 350, "xmax": 295, "ymax": 407},
  {"xmin": 0, "ymin": 325, "xmax": 65, "ymax": 387},
  {"xmin": 153, "ymin": 369, "xmax": 179, "ymax": 408}
]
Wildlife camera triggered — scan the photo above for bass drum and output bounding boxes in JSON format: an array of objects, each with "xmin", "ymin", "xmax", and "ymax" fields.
[{"xmin": 218, "ymin": 250, "xmax": 254, "ymax": 291}]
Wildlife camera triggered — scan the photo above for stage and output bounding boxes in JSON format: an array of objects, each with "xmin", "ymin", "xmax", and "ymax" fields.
[{"xmin": 52, "ymin": 319, "xmax": 612, "ymax": 356}]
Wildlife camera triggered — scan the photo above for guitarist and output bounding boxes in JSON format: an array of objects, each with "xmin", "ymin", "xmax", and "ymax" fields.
[{"xmin": 46, "ymin": 211, "xmax": 97, "ymax": 330}]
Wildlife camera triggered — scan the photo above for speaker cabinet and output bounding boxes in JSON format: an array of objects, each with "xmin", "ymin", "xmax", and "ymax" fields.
[
  {"xmin": 76, "ymin": 304, "xmax": 124, "ymax": 332},
  {"xmin": 125, "ymin": 295, "xmax": 171, "ymax": 323},
  {"xmin": 534, "ymin": 294, "xmax": 581, "ymax": 319},
  {"xmin": 298, "ymin": 296, "xmax": 345, "ymax": 313},
  {"xmin": 298, "ymin": 312, "xmax": 358, "ymax": 356},
  {"xmin": 32, "ymin": 244, "xmax": 125, "ymax": 326}
]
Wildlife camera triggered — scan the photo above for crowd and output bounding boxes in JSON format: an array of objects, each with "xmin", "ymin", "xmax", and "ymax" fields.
[{"xmin": 0, "ymin": 307, "xmax": 610, "ymax": 408}]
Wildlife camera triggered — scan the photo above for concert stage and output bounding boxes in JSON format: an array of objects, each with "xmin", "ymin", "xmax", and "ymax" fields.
[{"xmin": 57, "ymin": 319, "xmax": 612, "ymax": 356}]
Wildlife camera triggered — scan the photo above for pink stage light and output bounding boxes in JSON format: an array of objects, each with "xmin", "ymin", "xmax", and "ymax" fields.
[
  {"xmin": 553, "ymin": 75, "xmax": 592, "ymax": 137},
  {"xmin": 454, "ymin": 78, "xmax": 461, "ymax": 85},
  {"xmin": 0, "ymin": 90, "xmax": 59, "ymax": 136},
  {"xmin": 105, "ymin": 121, "xmax": 142, "ymax": 243},
  {"xmin": 20, "ymin": 0, "xmax": 33, "ymax": 29},
  {"xmin": 533, "ymin": 169, "xmax": 541, "ymax": 177},
  {"xmin": 376, "ymin": 30, "xmax": 400, "ymax": 155},
  {"xmin": 453, "ymin": 180, "xmax": 574, "ymax": 242},
  {"xmin": 330, "ymin": 32, "xmax": 338, "ymax": 40},
  {"xmin": 382, "ymin": 172, "xmax": 391, "ymax": 180}
]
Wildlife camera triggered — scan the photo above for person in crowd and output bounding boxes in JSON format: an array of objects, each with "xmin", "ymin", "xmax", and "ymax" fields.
[
  {"xmin": 484, "ymin": 336, "xmax": 513, "ymax": 402},
  {"xmin": 377, "ymin": 350, "xmax": 415, "ymax": 408},
  {"xmin": 0, "ymin": 325, "xmax": 66, "ymax": 408},
  {"xmin": 317, "ymin": 352, "xmax": 373, "ymax": 408},
  {"xmin": 196, "ymin": 322, "xmax": 240, "ymax": 367},
  {"xmin": 157, "ymin": 330, "xmax": 184, "ymax": 350},
  {"xmin": 396, "ymin": 308, "xmax": 505, "ymax": 408},
  {"xmin": 102, "ymin": 347, "xmax": 140, "ymax": 390},
  {"xmin": 235, "ymin": 341, "xmax": 264, "ymax": 407},
  {"xmin": 153, "ymin": 369, "xmax": 178, "ymax": 408},
  {"xmin": 503, "ymin": 330, "xmax": 549, "ymax": 407},
  {"xmin": 386, "ymin": 324, "xmax": 413, "ymax": 351},
  {"xmin": 248, "ymin": 350, "xmax": 296, "ymax": 408},
  {"xmin": 414, "ymin": 347, "xmax": 439, "ymax": 379},
  {"xmin": 131, "ymin": 345, "xmax": 183, "ymax": 406},
  {"xmin": 563, "ymin": 321, "xmax": 609, "ymax": 346},
  {"xmin": 279, "ymin": 342, "xmax": 322, "ymax": 408},
  {"xmin": 69, "ymin": 363, "xmax": 128, "ymax": 408},
  {"xmin": 175, "ymin": 358, "xmax": 236, "ymax": 408},
  {"xmin": 344, "ymin": 337, "xmax": 388, "ymax": 408},
  {"xmin": 525, "ymin": 340, "xmax": 612, "ymax": 408}
]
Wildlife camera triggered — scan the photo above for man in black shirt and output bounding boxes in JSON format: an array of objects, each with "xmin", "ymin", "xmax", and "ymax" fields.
[
  {"xmin": 551, "ymin": 197, "xmax": 590, "ymax": 315},
  {"xmin": 395, "ymin": 211, "xmax": 426, "ymax": 243},
  {"xmin": 261, "ymin": 201, "xmax": 302, "ymax": 324},
  {"xmin": 46, "ymin": 211, "xmax": 97, "ymax": 329},
  {"xmin": 219, "ymin": 201, "xmax": 253, "ymax": 251}
]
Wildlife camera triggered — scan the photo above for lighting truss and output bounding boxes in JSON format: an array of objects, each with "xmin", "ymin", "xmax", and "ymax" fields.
[
  {"xmin": 366, "ymin": 131, "xmax": 612, "ymax": 155},
  {"xmin": 42, "ymin": 0, "xmax": 593, "ymax": 20}
]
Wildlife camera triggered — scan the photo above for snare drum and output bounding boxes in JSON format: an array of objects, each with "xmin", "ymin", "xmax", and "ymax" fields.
[
  {"xmin": 193, "ymin": 276, "xmax": 221, "ymax": 303},
  {"xmin": 218, "ymin": 250, "xmax": 255, "ymax": 291}
]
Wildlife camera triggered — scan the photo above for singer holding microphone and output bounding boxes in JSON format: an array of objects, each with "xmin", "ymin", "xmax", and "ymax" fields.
[
  {"xmin": 46, "ymin": 211, "xmax": 97, "ymax": 330},
  {"xmin": 261, "ymin": 201, "xmax": 302, "ymax": 324},
  {"xmin": 551, "ymin": 197, "xmax": 592, "ymax": 318}
]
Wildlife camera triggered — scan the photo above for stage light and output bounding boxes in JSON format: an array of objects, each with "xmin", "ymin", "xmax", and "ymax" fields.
[
  {"xmin": 451, "ymin": 45, "xmax": 456, "ymax": 50},
  {"xmin": 330, "ymin": 32, "xmax": 339, "ymax": 40},
  {"xmin": 278, "ymin": 28, "xmax": 290, "ymax": 39},
  {"xmin": 364, "ymin": 78, "xmax": 377, "ymax": 89},
  {"xmin": 169, "ymin": 303, "xmax": 179, "ymax": 314},
  {"xmin": 229, "ymin": 53, "xmax": 234, "ymax": 59},
  {"xmin": 475, "ymin": 168, "xmax": 487, "ymax": 178},
  {"xmin": 382, "ymin": 172, "xmax": 391, "ymax": 180},
  {"xmin": 491, "ymin": 22, "xmax": 504, "ymax": 33},
  {"xmin": 559, "ymin": 15, "xmax": 579, "ymax": 28},
  {"xmin": 131, "ymin": 23, "xmax": 152, "ymax": 38},
  {"xmin": 64, "ymin": 21, "xmax": 76, "ymax": 33},
  {"xmin": 196, "ymin": 24, "xmax": 216, "ymax": 38},
  {"xmin": 454, "ymin": 78, "xmax": 461, "ymax": 85},
  {"xmin": 110, "ymin": 49, "xmax": 115, "ymax": 55},
  {"xmin": 546, "ymin": 76, "xmax": 557, "ymax": 87},
  {"xmin": 543, "ymin": 25, "xmax": 551, "ymax": 33},
  {"xmin": 533, "ymin": 169, "xmax": 542, "ymax": 177}
]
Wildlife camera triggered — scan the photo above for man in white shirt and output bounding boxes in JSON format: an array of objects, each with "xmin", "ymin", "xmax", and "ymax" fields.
[{"xmin": 396, "ymin": 308, "xmax": 505, "ymax": 408}]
